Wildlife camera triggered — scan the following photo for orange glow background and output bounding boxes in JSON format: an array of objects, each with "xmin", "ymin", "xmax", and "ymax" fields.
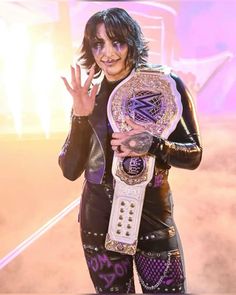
[{"xmin": 0, "ymin": 1, "xmax": 235, "ymax": 293}]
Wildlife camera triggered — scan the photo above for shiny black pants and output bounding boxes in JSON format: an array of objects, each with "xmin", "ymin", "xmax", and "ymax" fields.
[
  {"xmin": 80, "ymin": 181, "xmax": 186, "ymax": 293},
  {"xmin": 82, "ymin": 244, "xmax": 185, "ymax": 293}
]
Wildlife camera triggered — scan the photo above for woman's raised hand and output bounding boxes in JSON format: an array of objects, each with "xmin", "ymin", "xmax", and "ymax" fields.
[{"xmin": 61, "ymin": 64, "xmax": 99, "ymax": 116}]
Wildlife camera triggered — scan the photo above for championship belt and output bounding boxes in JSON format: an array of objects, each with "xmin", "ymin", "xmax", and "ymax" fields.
[{"xmin": 105, "ymin": 66, "xmax": 183, "ymax": 255}]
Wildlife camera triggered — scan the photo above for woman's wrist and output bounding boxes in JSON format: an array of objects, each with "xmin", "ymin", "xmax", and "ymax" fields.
[
  {"xmin": 72, "ymin": 114, "xmax": 89, "ymax": 124},
  {"xmin": 148, "ymin": 136, "xmax": 166, "ymax": 155}
]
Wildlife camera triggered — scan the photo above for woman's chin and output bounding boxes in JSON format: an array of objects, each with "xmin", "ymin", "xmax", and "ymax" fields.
[{"xmin": 104, "ymin": 68, "xmax": 128, "ymax": 81}]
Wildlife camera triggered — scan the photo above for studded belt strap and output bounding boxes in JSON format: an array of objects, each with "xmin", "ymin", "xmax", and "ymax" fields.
[{"xmin": 105, "ymin": 67, "xmax": 183, "ymax": 255}]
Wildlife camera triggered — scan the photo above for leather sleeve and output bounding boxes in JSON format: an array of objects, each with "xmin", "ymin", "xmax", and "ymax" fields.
[
  {"xmin": 58, "ymin": 116, "xmax": 92, "ymax": 181},
  {"xmin": 148, "ymin": 73, "xmax": 202, "ymax": 170}
]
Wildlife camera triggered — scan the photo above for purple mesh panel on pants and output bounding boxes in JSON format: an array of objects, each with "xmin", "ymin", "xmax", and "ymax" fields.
[{"xmin": 135, "ymin": 251, "xmax": 185, "ymax": 293}]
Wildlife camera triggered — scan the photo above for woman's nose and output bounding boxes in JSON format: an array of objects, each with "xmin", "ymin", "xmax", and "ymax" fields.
[{"xmin": 102, "ymin": 42, "xmax": 114, "ymax": 57}]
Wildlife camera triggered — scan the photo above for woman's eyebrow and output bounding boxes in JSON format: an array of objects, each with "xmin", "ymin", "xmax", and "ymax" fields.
[{"xmin": 93, "ymin": 36, "xmax": 104, "ymax": 42}]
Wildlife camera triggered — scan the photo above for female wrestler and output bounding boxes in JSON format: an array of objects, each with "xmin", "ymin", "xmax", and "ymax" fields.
[{"xmin": 59, "ymin": 7, "xmax": 202, "ymax": 294}]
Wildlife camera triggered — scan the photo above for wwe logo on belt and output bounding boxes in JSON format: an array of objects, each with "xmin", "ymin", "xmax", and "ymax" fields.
[{"xmin": 127, "ymin": 91, "xmax": 166, "ymax": 124}]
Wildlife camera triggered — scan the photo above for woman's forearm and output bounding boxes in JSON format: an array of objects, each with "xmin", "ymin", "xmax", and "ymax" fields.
[
  {"xmin": 58, "ymin": 115, "xmax": 92, "ymax": 181},
  {"xmin": 148, "ymin": 134, "xmax": 202, "ymax": 170}
]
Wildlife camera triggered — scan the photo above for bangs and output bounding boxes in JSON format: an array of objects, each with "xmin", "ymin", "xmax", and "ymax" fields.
[
  {"xmin": 88, "ymin": 16, "xmax": 129, "ymax": 45},
  {"xmin": 103, "ymin": 16, "xmax": 129, "ymax": 43}
]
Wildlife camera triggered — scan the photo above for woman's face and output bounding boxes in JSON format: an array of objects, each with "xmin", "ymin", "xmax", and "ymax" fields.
[{"xmin": 91, "ymin": 23, "xmax": 130, "ymax": 81}]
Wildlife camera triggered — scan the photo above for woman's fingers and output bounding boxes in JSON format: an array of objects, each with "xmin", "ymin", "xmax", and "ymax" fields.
[
  {"xmin": 111, "ymin": 145, "xmax": 116, "ymax": 151},
  {"xmin": 65, "ymin": 64, "xmax": 97, "ymax": 94},
  {"xmin": 112, "ymin": 118, "xmax": 145, "ymax": 141},
  {"xmin": 111, "ymin": 136, "xmax": 124, "ymax": 146},
  {"xmin": 90, "ymin": 83, "xmax": 99, "ymax": 100},
  {"xmin": 125, "ymin": 116, "xmax": 144, "ymax": 131},
  {"xmin": 111, "ymin": 138, "xmax": 130, "ymax": 155},
  {"xmin": 75, "ymin": 64, "xmax": 81, "ymax": 88},
  {"xmin": 70, "ymin": 65, "xmax": 77, "ymax": 89},
  {"xmin": 84, "ymin": 65, "xmax": 96, "ymax": 91},
  {"xmin": 70, "ymin": 65, "xmax": 82, "ymax": 90},
  {"xmin": 61, "ymin": 76, "xmax": 73, "ymax": 95},
  {"xmin": 116, "ymin": 147, "xmax": 131, "ymax": 157},
  {"xmin": 111, "ymin": 136, "xmax": 143, "ymax": 157},
  {"xmin": 112, "ymin": 132, "xmax": 127, "ymax": 139}
]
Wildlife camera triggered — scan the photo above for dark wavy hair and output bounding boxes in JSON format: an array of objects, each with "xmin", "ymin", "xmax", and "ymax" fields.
[{"xmin": 78, "ymin": 7, "xmax": 149, "ymax": 76}]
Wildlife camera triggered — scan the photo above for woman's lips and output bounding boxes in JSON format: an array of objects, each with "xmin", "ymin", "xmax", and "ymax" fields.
[{"xmin": 102, "ymin": 59, "xmax": 120, "ymax": 66}]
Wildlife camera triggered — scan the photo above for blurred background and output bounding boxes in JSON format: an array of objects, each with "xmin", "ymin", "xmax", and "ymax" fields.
[{"xmin": 0, "ymin": 0, "xmax": 235, "ymax": 293}]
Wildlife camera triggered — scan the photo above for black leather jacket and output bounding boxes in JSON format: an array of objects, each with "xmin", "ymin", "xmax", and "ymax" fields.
[{"xmin": 58, "ymin": 70, "xmax": 202, "ymax": 183}]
